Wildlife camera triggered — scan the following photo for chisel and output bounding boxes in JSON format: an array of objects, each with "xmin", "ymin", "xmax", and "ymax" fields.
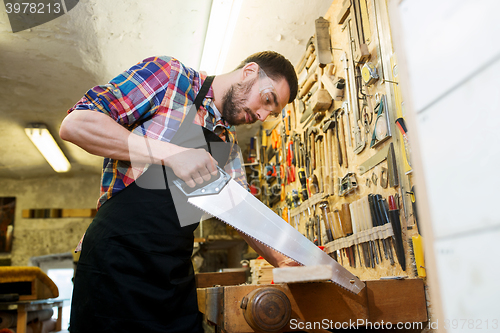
[
  {"xmin": 349, "ymin": 202, "xmax": 363, "ymax": 266},
  {"xmin": 376, "ymin": 196, "xmax": 395, "ymax": 265},
  {"xmin": 388, "ymin": 195, "xmax": 406, "ymax": 271},
  {"xmin": 341, "ymin": 203, "xmax": 355, "ymax": 268}
]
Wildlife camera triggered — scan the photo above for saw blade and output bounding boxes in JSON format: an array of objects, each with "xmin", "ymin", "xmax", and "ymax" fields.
[{"xmin": 188, "ymin": 179, "xmax": 365, "ymax": 294}]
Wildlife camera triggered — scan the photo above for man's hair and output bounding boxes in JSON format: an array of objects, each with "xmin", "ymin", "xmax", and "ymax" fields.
[{"xmin": 236, "ymin": 51, "xmax": 298, "ymax": 104}]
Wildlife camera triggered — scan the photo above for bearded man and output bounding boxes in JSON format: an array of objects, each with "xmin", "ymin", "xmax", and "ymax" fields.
[{"xmin": 60, "ymin": 51, "xmax": 298, "ymax": 333}]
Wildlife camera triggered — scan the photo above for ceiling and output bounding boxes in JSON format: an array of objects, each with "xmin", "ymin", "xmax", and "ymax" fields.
[{"xmin": 0, "ymin": 0, "xmax": 332, "ymax": 179}]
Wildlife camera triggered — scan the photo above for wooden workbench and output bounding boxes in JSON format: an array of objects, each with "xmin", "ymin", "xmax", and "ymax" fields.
[{"xmin": 197, "ymin": 279, "xmax": 427, "ymax": 332}]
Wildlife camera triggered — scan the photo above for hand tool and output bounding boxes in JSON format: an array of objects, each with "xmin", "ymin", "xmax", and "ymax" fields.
[
  {"xmin": 370, "ymin": 94, "xmax": 392, "ymax": 148},
  {"xmin": 319, "ymin": 202, "xmax": 334, "ymax": 243},
  {"xmin": 315, "ymin": 214, "xmax": 322, "ymax": 246},
  {"xmin": 408, "ymin": 187, "xmax": 425, "ymax": 277},
  {"xmin": 309, "ymin": 174, "xmax": 319, "ymax": 195},
  {"xmin": 310, "ymin": 86, "xmax": 333, "ymax": 113},
  {"xmin": 319, "ymin": 214, "xmax": 329, "ymax": 245},
  {"xmin": 298, "ymin": 168, "xmax": 308, "ymax": 201},
  {"xmin": 353, "ymin": 199, "xmax": 370, "ymax": 268},
  {"xmin": 340, "ymin": 51, "xmax": 364, "ymax": 154},
  {"xmin": 338, "ymin": 109, "xmax": 349, "ymax": 168},
  {"xmin": 298, "ymin": 73, "xmax": 318, "ymax": 99},
  {"xmin": 320, "ymin": 132, "xmax": 328, "ymax": 194},
  {"xmin": 321, "ymin": 120, "xmax": 332, "ymax": 195},
  {"xmin": 387, "ymin": 195, "xmax": 406, "ymax": 271},
  {"xmin": 362, "ymin": 195, "xmax": 382, "ymax": 265},
  {"xmin": 369, "ymin": 194, "xmax": 388, "ymax": 261},
  {"xmin": 341, "ymin": 101, "xmax": 352, "ymax": 147},
  {"xmin": 358, "ymin": 144, "xmax": 390, "ymax": 175},
  {"xmin": 348, "ymin": 1, "xmax": 370, "ymax": 63},
  {"xmin": 315, "ymin": 134, "xmax": 324, "ymax": 192},
  {"xmin": 395, "ymin": 117, "xmax": 412, "ymax": 168},
  {"xmin": 321, "ymin": 65, "xmax": 346, "ymax": 101},
  {"xmin": 387, "ymin": 142, "xmax": 399, "ymax": 187},
  {"xmin": 314, "ymin": 17, "xmax": 333, "ymax": 68},
  {"xmin": 324, "ymin": 118, "xmax": 336, "ymax": 195},
  {"xmin": 338, "ymin": 172, "xmax": 357, "ymax": 197},
  {"xmin": 358, "ymin": 197, "xmax": 377, "ymax": 267},
  {"xmin": 296, "ymin": 37, "xmax": 315, "ymax": 74},
  {"xmin": 375, "ymin": 195, "xmax": 395, "ymax": 265},
  {"xmin": 332, "ymin": 111, "xmax": 343, "ymax": 167},
  {"xmin": 334, "ymin": 208, "xmax": 354, "ymax": 267},
  {"xmin": 361, "ymin": 62, "xmax": 379, "ymax": 85},
  {"xmin": 307, "ymin": 127, "xmax": 318, "ymax": 170},
  {"xmin": 411, "ymin": 232, "xmax": 426, "ymax": 278},
  {"xmin": 305, "ymin": 52, "xmax": 316, "ymax": 70},
  {"xmin": 349, "ymin": 202, "xmax": 363, "ymax": 266},
  {"xmin": 341, "ymin": 203, "xmax": 356, "ymax": 268}
]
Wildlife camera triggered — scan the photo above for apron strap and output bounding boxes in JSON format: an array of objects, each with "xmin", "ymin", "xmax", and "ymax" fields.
[{"xmin": 179, "ymin": 75, "xmax": 214, "ymax": 131}]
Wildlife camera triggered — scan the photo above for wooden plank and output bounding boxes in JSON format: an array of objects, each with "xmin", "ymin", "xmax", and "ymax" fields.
[
  {"xmin": 366, "ymin": 279, "xmax": 427, "ymax": 324},
  {"xmin": 273, "ymin": 265, "xmax": 333, "ymax": 283},
  {"xmin": 195, "ymin": 271, "xmax": 246, "ymax": 288}
]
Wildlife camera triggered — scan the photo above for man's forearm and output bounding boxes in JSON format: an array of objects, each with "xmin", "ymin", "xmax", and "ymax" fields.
[
  {"xmin": 237, "ymin": 230, "xmax": 299, "ymax": 268},
  {"xmin": 60, "ymin": 110, "xmax": 181, "ymax": 163},
  {"xmin": 60, "ymin": 110, "xmax": 218, "ymax": 187}
]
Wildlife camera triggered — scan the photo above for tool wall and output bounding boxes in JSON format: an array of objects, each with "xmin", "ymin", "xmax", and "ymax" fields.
[{"xmin": 246, "ymin": 0, "xmax": 424, "ymax": 282}]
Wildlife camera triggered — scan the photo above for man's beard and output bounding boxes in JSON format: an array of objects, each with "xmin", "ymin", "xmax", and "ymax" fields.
[{"xmin": 221, "ymin": 77, "xmax": 257, "ymax": 125}]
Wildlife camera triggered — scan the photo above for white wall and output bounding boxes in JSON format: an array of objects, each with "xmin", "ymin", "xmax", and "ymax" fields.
[{"xmin": 390, "ymin": 0, "xmax": 500, "ymax": 331}]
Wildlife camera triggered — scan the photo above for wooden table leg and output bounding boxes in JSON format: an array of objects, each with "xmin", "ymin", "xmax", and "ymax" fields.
[
  {"xmin": 16, "ymin": 304, "xmax": 27, "ymax": 333},
  {"xmin": 56, "ymin": 305, "xmax": 63, "ymax": 331}
]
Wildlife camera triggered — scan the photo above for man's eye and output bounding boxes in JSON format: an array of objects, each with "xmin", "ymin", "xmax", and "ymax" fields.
[{"xmin": 262, "ymin": 93, "xmax": 272, "ymax": 105}]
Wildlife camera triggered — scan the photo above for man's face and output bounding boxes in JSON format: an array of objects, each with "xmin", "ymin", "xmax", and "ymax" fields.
[{"xmin": 221, "ymin": 70, "xmax": 290, "ymax": 126}]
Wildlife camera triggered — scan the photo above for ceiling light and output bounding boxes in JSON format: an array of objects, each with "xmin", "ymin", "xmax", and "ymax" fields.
[
  {"xmin": 199, "ymin": 0, "xmax": 243, "ymax": 74},
  {"xmin": 25, "ymin": 123, "xmax": 71, "ymax": 173}
]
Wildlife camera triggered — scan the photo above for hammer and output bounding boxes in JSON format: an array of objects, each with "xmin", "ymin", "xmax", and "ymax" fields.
[
  {"xmin": 307, "ymin": 127, "xmax": 319, "ymax": 170},
  {"xmin": 322, "ymin": 119, "xmax": 336, "ymax": 195}
]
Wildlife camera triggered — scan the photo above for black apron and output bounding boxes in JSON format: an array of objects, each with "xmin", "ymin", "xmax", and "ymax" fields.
[{"xmin": 70, "ymin": 77, "xmax": 228, "ymax": 333}]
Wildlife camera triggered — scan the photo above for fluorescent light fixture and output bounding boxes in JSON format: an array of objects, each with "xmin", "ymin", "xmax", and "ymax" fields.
[
  {"xmin": 25, "ymin": 123, "xmax": 71, "ymax": 173},
  {"xmin": 199, "ymin": 0, "xmax": 243, "ymax": 74}
]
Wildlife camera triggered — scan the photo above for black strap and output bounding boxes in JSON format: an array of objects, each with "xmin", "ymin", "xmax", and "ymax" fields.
[
  {"xmin": 169, "ymin": 76, "xmax": 215, "ymax": 148},
  {"xmin": 194, "ymin": 75, "xmax": 214, "ymax": 111},
  {"xmin": 179, "ymin": 75, "xmax": 214, "ymax": 129}
]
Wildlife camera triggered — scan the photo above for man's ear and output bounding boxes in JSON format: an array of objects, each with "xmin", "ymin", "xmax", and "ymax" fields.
[{"xmin": 241, "ymin": 62, "xmax": 259, "ymax": 81}]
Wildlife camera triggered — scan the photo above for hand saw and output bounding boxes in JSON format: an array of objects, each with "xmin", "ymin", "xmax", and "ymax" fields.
[{"xmin": 173, "ymin": 167, "xmax": 365, "ymax": 294}]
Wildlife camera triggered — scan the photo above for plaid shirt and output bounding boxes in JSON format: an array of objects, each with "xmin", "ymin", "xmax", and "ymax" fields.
[{"xmin": 68, "ymin": 56, "xmax": 247, "ymax": 210}]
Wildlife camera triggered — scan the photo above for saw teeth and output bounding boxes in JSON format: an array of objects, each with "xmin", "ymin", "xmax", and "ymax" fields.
[
  {"xmin": 191, "ymin": 202, "xmax": 360, "ymax": 294},
  {"xmin": 194, "ymin": 203, "xmax": 302, "ymax": 265}
]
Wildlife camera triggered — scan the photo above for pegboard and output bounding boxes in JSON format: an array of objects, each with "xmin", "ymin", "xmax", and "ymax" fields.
[{"xmin": 247, "ymin": 0, "xmax": 424, "ymax": 283}]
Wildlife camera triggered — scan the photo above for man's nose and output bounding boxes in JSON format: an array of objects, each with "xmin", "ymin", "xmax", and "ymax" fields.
[{"xmin": 256, "ymin": 108, "xmax": 272, "ymax": 122}]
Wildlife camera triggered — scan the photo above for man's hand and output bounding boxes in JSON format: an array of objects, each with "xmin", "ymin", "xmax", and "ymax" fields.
[
  {"xmin": 60, "ymin": 111, "xmax": 219, "ymax": 189},
  {"xmin": 165, "ymin": 148, "xmax": 219, "ymax": 188},
  {"xmin": 276, "ymin": 256, "xmax": 302, "ymax": 268}
]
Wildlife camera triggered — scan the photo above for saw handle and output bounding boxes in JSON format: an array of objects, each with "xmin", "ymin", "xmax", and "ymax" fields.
[{"xmin": 173, "ymin": 166, "xmax": 230, "ymax": 197}]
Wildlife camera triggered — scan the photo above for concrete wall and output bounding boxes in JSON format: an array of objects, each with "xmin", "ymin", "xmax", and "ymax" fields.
[{"xmin": 0, "ymin": 174, "xmax": 100, "ymax": 266}]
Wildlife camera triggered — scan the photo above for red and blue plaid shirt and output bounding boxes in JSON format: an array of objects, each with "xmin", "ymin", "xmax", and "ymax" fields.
[{"xmin": 68, "ymin": 56, "xmax": 247, "ymax": 210}]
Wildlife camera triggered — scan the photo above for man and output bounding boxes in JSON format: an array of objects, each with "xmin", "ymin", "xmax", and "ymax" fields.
[{"xmin": 60, "ymin": 51, "xmax": 298, "ymax": 332}]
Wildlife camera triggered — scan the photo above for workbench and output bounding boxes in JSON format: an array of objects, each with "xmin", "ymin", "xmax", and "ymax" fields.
[
  {"xmin": 197, "ymin": 279, "xmax": 427, "ymax": 332},
  {"xmin": 0, "ymin": 298, "xmax": 64, "ymax": 333}
]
